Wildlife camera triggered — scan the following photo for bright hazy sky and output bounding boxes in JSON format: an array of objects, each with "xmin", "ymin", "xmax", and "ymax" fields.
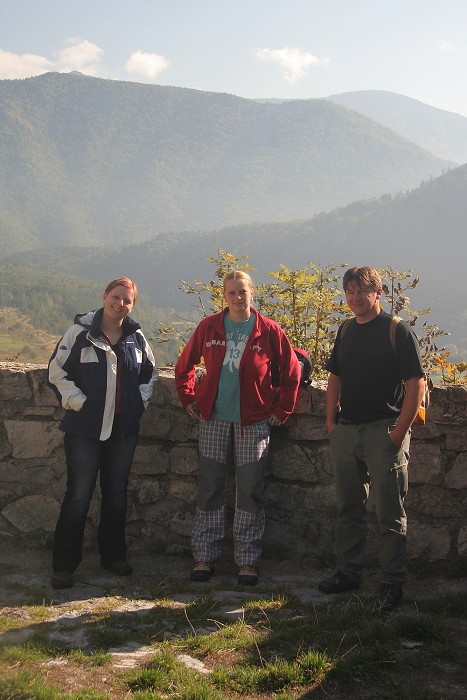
[{"xmin": 1, "ymin": 0, "xmax": 467, "ymax": 117}]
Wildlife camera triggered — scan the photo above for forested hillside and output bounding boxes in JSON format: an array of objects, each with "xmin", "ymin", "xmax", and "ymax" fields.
[
  {"xmin": 0, "ymin": 260, "xmax": 172, "ymax": 363},
  {"xmin": 9, "ymin": 164, "xmax": 467, "ymax": 360},
  {"xmin": 0, "ymin": 73, "xmax": 451, "ymax": 253}
]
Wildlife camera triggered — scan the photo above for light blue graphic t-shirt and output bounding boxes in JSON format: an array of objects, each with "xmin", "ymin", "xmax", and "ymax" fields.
[{"xmin": 211, "ymin": 313, "xmax": 255, "ymax": 423}]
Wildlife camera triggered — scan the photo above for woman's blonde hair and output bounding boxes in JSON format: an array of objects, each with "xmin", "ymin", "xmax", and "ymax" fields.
[{"xmin": 222, "ymin": 270, "xmax": 253, "ymax": 289}]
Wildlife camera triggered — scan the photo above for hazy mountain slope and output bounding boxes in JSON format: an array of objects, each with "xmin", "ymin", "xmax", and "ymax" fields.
[
  {"xmin": 0, "ymin": 258, "xmax": 166, "ymax": 340},
  {"xmin": 9, "ymin": 164, "xmax": 467, "ymax": 356},
  {"xmin": 0, "ymin": 73, "xmax": 450, "ymax": 253},
  {"xmin": 327, "ymin": 90, "xmax": 467, "ymax": 164}
]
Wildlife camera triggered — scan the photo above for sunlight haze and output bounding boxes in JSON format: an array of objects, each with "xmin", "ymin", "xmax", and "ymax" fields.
[{"xmin": 1, "ymin": 0, "xmax": 466, "ymax": 116}]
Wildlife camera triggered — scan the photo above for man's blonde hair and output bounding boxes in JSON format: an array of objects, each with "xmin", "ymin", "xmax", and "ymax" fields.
[{"xmin": 343, "ymin": 266, "xmax": 382, "ymax": 292}]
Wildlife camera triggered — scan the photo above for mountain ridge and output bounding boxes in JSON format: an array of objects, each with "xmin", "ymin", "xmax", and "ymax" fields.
[
  {"xmin": 327, "ymin": 90, "xmax": 467, "ymax": 163},
  {"xmin": 0, "ymin": 73, "xmax": 451, "ymax": 253}
]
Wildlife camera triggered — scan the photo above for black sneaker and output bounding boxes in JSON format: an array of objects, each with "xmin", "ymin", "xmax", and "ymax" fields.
[
  {"xmin": 369, "ymin": 584, "xmax": 403, "ymax": 612},
  {"xmin": 318, "ymin": 571, "xmax": 361, "ymax": 594}
]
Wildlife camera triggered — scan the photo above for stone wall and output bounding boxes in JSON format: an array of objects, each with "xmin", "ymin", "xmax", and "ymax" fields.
[{"xmin": 1, "ymin": 363, "xmax": 466, "ymax": 565}]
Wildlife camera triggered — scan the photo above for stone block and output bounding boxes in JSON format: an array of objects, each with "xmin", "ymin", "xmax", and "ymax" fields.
[
  {"xmin": 169, "ymin": 510, "xmax": 194, "ymax": 537},
  {"xmin": 132, "ymin": 445, "xmax": 169, "ymax": 475},
  {"xmin": 445, "ymin": 452, "xmax": 467, "ymax": 490},
  {"xmin": 2, "ymin": 495, "xmax": 61, "ymax": 533},
  {"xmin": 24, "ymin": 407, "xmax": 57, "ymax": 417},
  {"xmin": 265, "ymin": 482, "xmax": 319, "ymax": 512},
  {"xmin": 457, "ymin": 525, "xmax": 467, "ymax": 557},
  {"xmin": 293, "ymin": 388, "xmax": 313, "ymax": 415},
  {"xmin": 287, "ymin": 416, "xmax": 327, "ymax": 441},
  {"xmin": 445, "ymin": 427, "xmax": 467, "ymax": 452},
  {"xmin": 132, "ymin": 479, "xmax": 162, "ymax": 505},
  {"xmin": 28, "ymin": 368, "xmax": 57, "ymax": 407},
  {"xmin": 141, "ymin": 405, "xmax": 198, "ymax": 442},
  {"xmin": 270, "ymin": 442, "xmax": 332, "ymax": 482},
  {"xmin": 406, "ymin": 484, "xmax": 460, "ymax": 519},
  {"xmin": 0, "ymin": 461, "xmax": 57, "ymax": 486},
  {"xmin": 169, "ymin": 478, "xmax": 197, "ymax": 504},
  {"xmin": 409, "ymin": 442, "xmax": 443, "ymax": 484},
  {"xmin": 140, "ymin": 405, "xmax": 172, "ymax": 437},
  {"xmin": 4, "ymin": 420, "xmax": 62, "ymax": 459},
  {"xmin": 0, "ymin": 365, "xmax": 32, "ymax": 404},
  {"xmin": 427, "ymin": 386, "xmax": 467, "ymax": 423},
  {"xmin": 0, "ymin": 434, "xmax": 12, "ymax": 460},
  {"xmin": 303, "ymin": 483, "xmax": 336, "ymax": 511},
  {"xmin": 156, "ymin": 370, "xmax": 182, "ymax": 408},
  {"xmin": 408, "ymin": 520, "xmax": 451, "ymax": 560},
  {"xmin": 310, "ymin": 381, "xmax": 327, "ymax": 415},
  {"xmin": 170, "ymin": 446, "xmax": 199, "ymax": 474}
]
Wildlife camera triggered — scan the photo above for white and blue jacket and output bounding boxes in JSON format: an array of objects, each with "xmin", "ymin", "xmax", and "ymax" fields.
[{"xmin": 48, "ymin": 308, "xmax": 157, "ymax": 440}]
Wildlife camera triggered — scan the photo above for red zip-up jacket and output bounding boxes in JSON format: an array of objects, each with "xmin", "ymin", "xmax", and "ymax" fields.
[{"xmin": 175, "ymin": 308, "xmax": 300, "ymax": 425}]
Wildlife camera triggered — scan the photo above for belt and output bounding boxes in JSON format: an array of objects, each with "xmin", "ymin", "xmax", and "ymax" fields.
[{"xmin": 338, "ymin": 417, "xmax": 393, "ymax": 427}]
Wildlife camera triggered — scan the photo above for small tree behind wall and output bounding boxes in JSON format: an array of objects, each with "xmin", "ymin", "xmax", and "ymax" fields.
[
  {"xmin": 154, "ymin": 249, "xmax": 451, "ymax": 381},
  {"xmin": 254, "ymin": 263, "xmax": 348, "ymax": 379}
]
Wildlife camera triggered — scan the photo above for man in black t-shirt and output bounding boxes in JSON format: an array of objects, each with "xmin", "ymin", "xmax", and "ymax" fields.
[{"xmin": 318, "ymin": 266, "xmax": 424, "ymax": 612}]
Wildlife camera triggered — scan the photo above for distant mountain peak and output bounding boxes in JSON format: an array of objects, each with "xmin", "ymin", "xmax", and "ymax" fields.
[{"xmin": 327, "ymin": 90, "xmax": 467, "ymax": 163}]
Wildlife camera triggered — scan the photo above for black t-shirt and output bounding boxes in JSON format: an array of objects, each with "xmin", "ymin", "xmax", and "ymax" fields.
[{"xmin": 326, "ymin": 311, "xmax": 423, "ymax": 423}]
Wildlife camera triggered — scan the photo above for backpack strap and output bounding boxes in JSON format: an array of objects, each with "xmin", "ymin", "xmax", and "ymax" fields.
[
  {"xmin": 339, "ymin": 318, "xmax": 353, "ymax": 338},
  {"xmin": 389, "ymin": 315, "xmax": 402, "ymax": 353}
]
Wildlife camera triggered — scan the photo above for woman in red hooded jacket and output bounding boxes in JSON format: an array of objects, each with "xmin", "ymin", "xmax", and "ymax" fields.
[{"xmin": 175, "ymin": 270, "xmax": 300, "ymax": 586}]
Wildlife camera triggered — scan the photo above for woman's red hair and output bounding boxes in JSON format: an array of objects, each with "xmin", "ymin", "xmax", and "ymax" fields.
[{"xmin": 104, "ymin": 277, "xmax": 138, "ymax": 304}]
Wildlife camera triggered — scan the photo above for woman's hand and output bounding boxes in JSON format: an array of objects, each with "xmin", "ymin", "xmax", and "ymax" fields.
[
  {"xmin": 268, "ymin": 414, "xmax": 282, "ymax": 427},
  {"xmin": 186, "ymin": 402, "xmax": 200, "ymax": 421}
]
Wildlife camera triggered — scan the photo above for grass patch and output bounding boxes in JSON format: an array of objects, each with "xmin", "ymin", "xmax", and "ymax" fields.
[
  {"xmin": 0, "ymin": 603, "xmax": 57, "ymax": 632},
  {"xmin": 1, "ymin": 582, "xmax": 465, "ymax": 699},
  {"xmin": 0, "ymin": 670, "xmax": 108, "ymax": 699},
  {"xmin": 0, "ymin": 637, "xmax": 70, "ymax": 663},
  {"xmin": 413, "ymin": 591, "xmax": 467, "ymax": 618},
  {"xmin": 409, "ymin": 558, "xmax": 467, "ymax": 580},
  {"xmin": 211, "ymin": 648, "xmax": 331, "ymax": 694},
  {"xmin": 182, "ymin": 618, "xmax": 266, "ymax": 655},
  {"xmin": 123, "ymin": 648, "xmax": 224, "ymax": 698},
  {"xmin": 243, "ymin": 594, "xmax": 289, "ymax": 611},
  {"xmin": 0, "ymin": 636, "xmax": 111, "ymax": 668}
]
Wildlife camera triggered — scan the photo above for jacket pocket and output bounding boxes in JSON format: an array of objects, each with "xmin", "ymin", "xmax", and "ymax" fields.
[{"xmin": 80, "ymin": 346, "xmax": 99, "ymax": 363}]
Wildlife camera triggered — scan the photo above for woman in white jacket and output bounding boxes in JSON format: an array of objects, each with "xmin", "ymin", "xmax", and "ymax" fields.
[{"xmin": 48, "ymin": 277, "xmax": 157, "ymax": 589}]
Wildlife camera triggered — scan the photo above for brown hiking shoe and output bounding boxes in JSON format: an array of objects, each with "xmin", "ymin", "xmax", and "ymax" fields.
[
  {"xmin": 238, "ymin": 565, "xmax": 258, "ymax": 586},
  {"xmin": 190, "ymin": 561, "xmax": 214, "ymax": 582}
]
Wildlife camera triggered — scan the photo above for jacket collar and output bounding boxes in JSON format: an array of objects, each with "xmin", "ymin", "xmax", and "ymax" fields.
[{"xmin": 75, "ymin": 308, "xmax": 141, "ymax": 341}]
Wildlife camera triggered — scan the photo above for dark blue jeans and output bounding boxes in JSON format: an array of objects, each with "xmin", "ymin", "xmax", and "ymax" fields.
[{"xmin": 52, "ymin": 426, "xmax": 138, "ymax": 573}]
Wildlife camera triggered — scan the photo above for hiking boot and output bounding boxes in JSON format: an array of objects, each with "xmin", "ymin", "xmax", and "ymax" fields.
[
  {"xmin": 190, "ymin": 561, "xmax": 214, "ymax": 582},
  {"xmin": 318, "ymin": 571, "xmax": 361, "ymax": 594},
  {"xmin": 51, "ymin": 571, "xmax": 73, "ymax": 589},
  {"xmin": 101, "ymin": 560, "xmax": 133, "ymax": 576},
  {"xmin": 238, "ymin": 565, "xmax": 258, "ymax": 586},
  {"xmin": 369, "ymin": 584, "xmax": 403, "ymax": 612}
]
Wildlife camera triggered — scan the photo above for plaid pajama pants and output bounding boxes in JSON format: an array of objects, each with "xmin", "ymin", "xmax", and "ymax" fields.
[{"xmin": 192, "ymin": 417, "xmax": 270, "ymax": 567}]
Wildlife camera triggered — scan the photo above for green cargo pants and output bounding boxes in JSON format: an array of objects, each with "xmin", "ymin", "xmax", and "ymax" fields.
[{"xmin": 329, "ymin": 418, "xmax": 410, "ymax": 586}]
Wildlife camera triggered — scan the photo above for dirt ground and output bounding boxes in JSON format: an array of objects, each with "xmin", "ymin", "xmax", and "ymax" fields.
[{"xmin": 1, "ymin": 537, "xmax": 467, "ymax": 699}]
